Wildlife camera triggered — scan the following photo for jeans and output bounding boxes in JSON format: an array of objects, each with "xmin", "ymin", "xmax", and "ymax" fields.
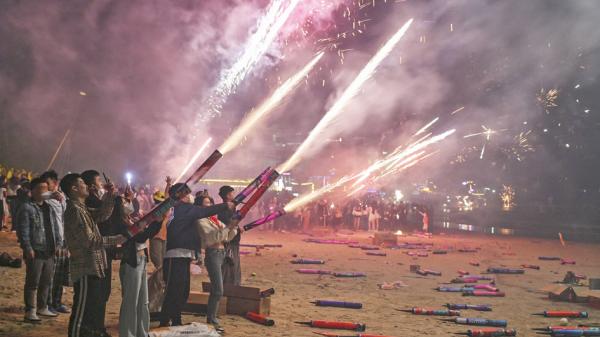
[
  {"xmin": 119, "ymin": 255, "xmax": 149, "ymax": 337},
  {"xmin": 24, "ymin": 255, "xmax": 54, "ymax": 311},
  {"xmin": 204, "ymin": 248, "xmax": 225, "ymax": 323}
]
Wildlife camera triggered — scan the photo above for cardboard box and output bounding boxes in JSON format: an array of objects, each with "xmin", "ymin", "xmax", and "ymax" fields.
[
  {"xmin": 202, "ymin": 282, "xmax": 272, "ymax": 316},
  {"xmin": 372, "ymin": 232, "xmax": 398, "ymax": 246},
  {"xmin": 183, "ymin": 291, "xmax": 227, "ymax": 316}
]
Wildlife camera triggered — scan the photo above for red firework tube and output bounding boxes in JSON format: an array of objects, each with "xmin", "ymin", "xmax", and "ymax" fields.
[
  {"xmin": 297, "ymin": 321, "xmax": 366, "ymax": 331},
  {"xmin": 246, "ymin": 312, "xmax": 275, "ymax": 326},
  {"xmin": 462, "ymin": 328, "xmax": 517, "ymax": 336},
  {"xmin": 243, "ymin": 210, "xmax": 286, "ymax": 231},
  {"xmin": 458, "ymin": 270, "xmax": 470, "ymax": 276},
  {"xmin": 237, "ymin": 169, "xmax": 280, "ymax": 219},
  {"xmin": 312, "ymin": 332, "xmax": 396, "ymax": 337},
  {"xmin": 135, "ymin": 149, "xmax": 223, "ymax": 228},
  {"xmin": 233, "ymin": 167, "xmax": 271, "ymax": 204},
  {"xmin": 533, "ymin": 311, "xmax": 588, "ymax": 318},
  {"xmin": 561, "ymin": 259, "xmax": 576, "ymax": 265}
]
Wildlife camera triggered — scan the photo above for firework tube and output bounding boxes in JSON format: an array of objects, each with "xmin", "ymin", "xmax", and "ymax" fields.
[
  {"xmin": 311, "ymin": 300, "xmax": 363, "ymax": 309},
  {"xmin": 366, "ymin": 252, "xmax": 386, "ymax": 256},
  {"xmin": 134, "ymin": 149, "xmax": 222, "ymax": 229},
  {"xmin": 521, "ymin": 264, "xmax": 540, "ymax": 270},
  {"xmin": 539, "ymin": 256, "xmax": 561, "ymax": 261},
  {"xmin": 296, "ymin": 321, "xmax": 366, "ymax": 331},
  {"xmin": 445, "ymin": 317, "xmax": 507, "ymax": 327},
  {"xmin": 243, "ymin": 210, "xmax": 286, "ymax": 231},
  {"xmin": 437, "ymin": 287, "xmax": 474, "ymax": 292},
  {"xmin": 462, "ymin": 275, "xmax": 494, "ymax": 281},
  {"xmin": 470, "ymin": 261, "xmax": 481, "ymax": 266},
  {"xmin": 292, "ymin": 259, "xmax": 326, "ymax": 264},
  {"xmin": 533, "ymin": 311, "xmax": 588, "ymax": 318},
  {"xmin": 236, "ymin": 169, "xmax": 280, "ymax": 219},
  {"xmin": 463, "ymin": 290, "xmax": 505, "ymax": 297},
  {"xmin": 471, "ymin": 284, "xmax": 499, "ymax": 291},
  {"xmin": 399, "ymin": 308, "xmax": 460, "ymax": 316},
  {"xmin": 561, "ymin": 259, "xmax": 576, "ymax": 265},
  {"xmin": 458, "ymin": 328, "xmax": 517, "ymax": 336},
  {"xmin": 433, "ymin": 250, "xmax": 448, "ymax": 254},
  {"xmin": 452, "ymin": 278, "xmax": 479, "ymax": 284},
  {"xmin": 297, "ymin": 269, "xmax": 331, "ymax": 275},
  {"xmin": 446, "ymin": 304, "xmax": 492, "ymax": 311},
  {"xmin": 458, "ymin": 270, "xmax": 470, "ymax": 276},
  {"xmin": 533, "ymin": 327, "xmax": 600, "ymax": 332},
  {"xmin": 233, "ymin": 166, "xmax": 271, "ymax": 204},
  {"xmin": 333, "ymin": 272, "xmax": 366, "ymax": 278},
  {"xmin": 459, "ymin": 249, "xmax": 478, "ymax": 253},
  {"xmin": 544, "ymin": 330, "xmax": 600, "ymax": 337},
  {"xmin": 245, "ymin": 312, "xmax": 274, "ymax": 326},
  {"xmin": 486, "ymin": 268, "xmax": 524, "ymax": 274},
  {"xmin": 312, "ymin": 332, "xmax": 396, "ymax": 337}
]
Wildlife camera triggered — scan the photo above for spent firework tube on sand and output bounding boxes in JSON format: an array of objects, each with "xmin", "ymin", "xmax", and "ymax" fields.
[
  {"xmin": 463, "ymin": 290, "xmax": 506, "ymax": 297},
  {"xmin": 296, "ymin": 320, "xmax": 366, "ymax": 331},
  {"xmin": 245, "ymin": 312, "xmax": 275, "ymax": 326},
  {"xmin": 446, "ymin": 304, "xmax": 492, "ymax": 311},
  {"xmin": 533, "ymin": 327, "xmax": 600, "ymax": 332},
  {"xmin": 443, "ymin": 317, "xmax": 508, "ymax": 327},
  {"xmin": 242, "ymin": 210, "xmax": 286, "ymax": 231},
  {"xmin": 297, "ymin": 269, "xmax": 332, "ymax": 275},
  {"xmin": 457, "ymin": 328, "xmax": 517, "ymax": 337},
  {"xmin": 311, "ymin": 300, "xmax": 363, "ymax": 309},
  {"xmin": 312, "ymin": 332, "xmax": 396, "ymax": 337},
  {"xmin": 236, "ymin": 169, "xmax": 280, "ymax": 220},
  {"xmin": 133, "ymin": 149, "xmax": 223, "ymax": 229},
  {"xmin": 398, "ymin": 308, "xmax": 461, "ymax": 316},
  {"xmin": 533, "ymin": 311, "xmax": 588, "ymax": 318},
  {"xmin": 542, "ymin": 330, "xmax": 600, "ymax": 337},
  {"xmin": 291, "ymin": 259, "xmax": 325, "ymax": 264},
  {"xmin": 233, "ymin": 166, "xmax": 271, "ymax": 204}
]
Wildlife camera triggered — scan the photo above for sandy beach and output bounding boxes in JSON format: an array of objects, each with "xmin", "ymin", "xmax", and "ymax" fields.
[{"xmin": 1, "ymin": 229, "xmax": 599, "ymax": 337}]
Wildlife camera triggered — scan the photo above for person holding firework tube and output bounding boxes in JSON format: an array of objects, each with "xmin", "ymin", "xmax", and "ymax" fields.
[
  {"xmin": 195, "ymin": 194, "xmax": 239, "ymax": 333},
  {"xmin": 159, "ymin": 183, "xmax": 235, "ymax": 328}
]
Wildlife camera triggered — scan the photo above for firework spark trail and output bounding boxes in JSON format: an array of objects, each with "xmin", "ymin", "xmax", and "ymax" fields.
[
  {"xmin": 283, "ymin": 128, "xmax": 455, "ymax": 213},
  {"xmin": 450, "ymin": 106, "xmax": 465, "ymax": 115},
  {"xmin": 202, "ymin": 0, "xmax": 301, "ymax": 121},
  {"xmin": 175, "ymin": 137, "xmax": 212, "ymax": 183},
  {"xmin": 219, "ymin": 52, "xmax": 324, "ymax": 155},
  {"xmin": 414, "ymin": 117, "xmax": 439, "ymax": 136},
  {"xmin": 277, "ymin": 18, "xmax": 414, "ymax": 173}
]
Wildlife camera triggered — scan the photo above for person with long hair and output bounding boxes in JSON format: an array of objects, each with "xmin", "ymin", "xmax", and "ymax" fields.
[{"xmin": 195, "ymin": 195, "xmax": 238, "ymax": 333}]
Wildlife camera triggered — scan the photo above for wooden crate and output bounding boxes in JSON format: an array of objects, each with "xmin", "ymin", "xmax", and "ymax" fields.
[
  {"xmin": 183, "ymin": 291, "xmax": 227, "ymax": 316},
  {"xmin": 372, "ymin": 232, "xmax": 398, "ymax": 246},
  {"xmin": 202, "ymin": 282, "xmax": 272, "ymax": 316}
]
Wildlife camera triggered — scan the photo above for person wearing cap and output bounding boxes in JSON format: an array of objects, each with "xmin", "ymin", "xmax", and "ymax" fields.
[
  {"xmin": 159, "ymin": 182, "xmax": 235, "ymax": 327},
  {"xmin": 148, "ymin": 177, "xmax": 171, "ymax": 289}
]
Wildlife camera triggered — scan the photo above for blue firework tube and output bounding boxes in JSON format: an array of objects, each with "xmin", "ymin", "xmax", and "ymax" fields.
[
  {"xmin": 446, "ymin": 304, "xmax": 492, "ymax": 311},
  {"xmin": 438, "ymin": 287, "xmax": 474, "ymax": 292},
  {"xmin": 291, "ymin": 259, "xmax": 325, "ymax": 264},
  {"xmin": 312, "ymin": 300, "xmax": 363, "ymax": 309},
  {"xmin": 400, "ymin": 308, "xmax": 461, "ymax": 316},
  {"xmin": 550, "ymin": 330, "xmax": 600, "ymax": 337},
  {"xmin": 454, "ymin": 318, "xmax": 508, "ymax": 327},
  {"xmin": 539, "ymin": 256, "xmax": 561, "ymax": 260},
  {"xmin": 333, "ymin": 272, "xmax": 367, "ymax": 278}
]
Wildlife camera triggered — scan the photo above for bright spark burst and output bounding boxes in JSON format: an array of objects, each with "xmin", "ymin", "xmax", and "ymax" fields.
[
  {"xmin": 536, "ymin": 88, "xmax": 559, "ymax": 112},
  {"xmin": 500, "ymin": 185, "xmax": 515, "ymax": 211},
  {"xmin": 200, "ymin": 0, "xmax": 301, "ymax": 122},
  {"xmin": 176, "ymin": 137, "xmax": 212, "ymax": 183},
  {"xmin": 464, "ymin": 125, "xmax": 506, "ymax": 160},
  {"xmin": 283, "ymin": 128, "xmax": 455, "ymax": 213},
  {"xmin": 414, "ymin": 117, "xmax": 439, "ymax": 136},
  {"xmin": 278, "ymin": 18, "xmax": 414, "ymax": 173},
  {"xmin": 219, "ymin": 52, "xmax": 324, "ymax": 155},
  {"xmin": 502, "ymin": 130, "xmax": 534, "ymax": 162}
]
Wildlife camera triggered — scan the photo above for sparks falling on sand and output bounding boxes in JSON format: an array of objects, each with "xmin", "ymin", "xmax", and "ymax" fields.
[
  {"xmin": 284, "ymin": 128, "xmax": 455, "ymax": 213},
  {"xmin": 175, "ymin": 137, "xmax": 212, "ymax": 183},
  {"xmin": 278, "ymin": 18, "xmax": 414, "ymax": 173},
  {"xmin": 201, "ymin": 0, "xmax": 301, "ymax": 121},
  {"xmin": 219, "ymin": 52, "xmax": 324, "ymax": 155}
]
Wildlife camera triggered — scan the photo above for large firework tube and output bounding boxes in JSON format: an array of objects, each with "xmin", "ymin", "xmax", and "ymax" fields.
[
  {"xmin": 296, "ymin": 321, "xmax": 366, "ymax": 331},
  {"xmin": 533, "ymin": 311, "xmax": 588, "ymax": 318},
  {"xmin": 312, "ymin": 333, "xmax": 395, "ymax": 337},
  {"xmin": 446, "ymin": 304, "xmax": 492, "ymax": 311},
  {"xmin": 312, "ymin": 300, "xmax": 363, "ymax": 309},
  {"xmin": 487, "ymin": 268, "xmax": 524, "ymax": 274},
  {"xmin": 237, "ymin": 169, "xmax": 280, "ymax": 219},
  {"xmin": 399, "ymin": 308, "xmax": 460, "ymax": 316},
  {"xmin": 233, "ymin": 166, "xmax": 271, "ymax": 204},
  {"xmin": 533, "ymin": 327, "xmax": 600, "ymax": 332},
  {"xmin": 462, "ymin": 328, "xmax": 517, "ymax": 337},
  {"xmin": 134, "ymin": 149, "xmax": 223, "ymax": 228},
  {"xmin": 292, "ymin": 259, "xmax": 326, "ymax": 264},
  {"xmin": 243, "ymin": 210, "xmax": 286, "ymax": 231},
  {"xmin": 546, "ymin": 330, "xmax": 600, "ymax": 337},
  {"xmin": 246, "ymin": 312, "xmax": 275, "ymax": 326},
  {"xmin": 463, "ymin": 290, "xmax": 506, "ymax": 297},
  {"xmin": 445, "ymin": 318, "xmax": 507, "ymax": 327}
]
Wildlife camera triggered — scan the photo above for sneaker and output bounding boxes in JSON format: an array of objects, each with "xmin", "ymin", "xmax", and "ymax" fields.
[
  {"xmin": 55, "ymin": 304, "xmax": 71, "ymax": 313},
  {"xmin": 24, "ymin": 310, "xmax": 41, "ymax": 323},
  {"xmin": 37, "ymin": 307, "xmax": 59, "ymax": 317}
]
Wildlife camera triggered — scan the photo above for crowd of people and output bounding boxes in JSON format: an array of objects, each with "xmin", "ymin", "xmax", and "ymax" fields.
[{"xmin": 1, "ymin": 165, "xmax": 247, "ymax": 337}]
